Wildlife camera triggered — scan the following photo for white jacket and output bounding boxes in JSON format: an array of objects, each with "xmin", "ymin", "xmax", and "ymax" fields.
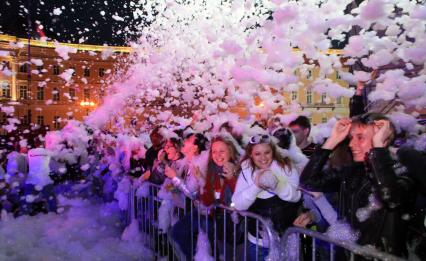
[{"xmin": 231, "ymin": 159, "xmax": 301, "ymax": 211}]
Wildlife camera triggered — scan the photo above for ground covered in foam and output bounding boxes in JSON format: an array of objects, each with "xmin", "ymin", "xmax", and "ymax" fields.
[{"xmin": 0, "ymin": 198, "xmax": 152, "ymax": 261}]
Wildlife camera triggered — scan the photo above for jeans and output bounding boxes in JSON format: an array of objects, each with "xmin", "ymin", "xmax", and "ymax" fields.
[{"xmin": 248, "ymin": 241, "xmax": 269, "ymax": 261}]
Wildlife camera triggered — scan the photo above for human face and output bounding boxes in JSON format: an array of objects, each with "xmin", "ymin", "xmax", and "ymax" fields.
[
  {"xmin": 251, "ymin": 143, "xmax": 273, "ymax": 170},
  {"xmin": 349, "ymin": 125, "xmax": 374, "ymax": 162},
  {"xmin": 181, "ymin": 135, "xmax": 197, "ymax": 158},
  {"xmin": 211, "ymin": 141, "xmax": 231, "ymax": 167},
  {"xmin": 289, "ymin": 125, "xmax": 309, "ymax": 146},
  {"xmin": 164, "ymin": 140, "xmax": 179, "ymax": 160}
]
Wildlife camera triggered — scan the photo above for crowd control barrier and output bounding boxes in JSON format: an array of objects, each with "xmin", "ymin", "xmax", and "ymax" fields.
[{"xmin": 125, "ymin": 182, "xmax": 407, "ymax": 261}]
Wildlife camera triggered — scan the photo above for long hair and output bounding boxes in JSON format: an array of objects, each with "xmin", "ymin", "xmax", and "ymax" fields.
[
  {"xmin": 240, "ymin": 141, "xmax": 292, "ymax": 175},
  {"xmin": 208, "ymin": 136, "xmax": 240, "ymax": 167}
]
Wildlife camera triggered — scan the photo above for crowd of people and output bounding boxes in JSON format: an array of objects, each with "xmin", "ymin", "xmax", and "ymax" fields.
[{"xmin": 0, "ymin": 91, "xmax": 425, "ymax": 261}]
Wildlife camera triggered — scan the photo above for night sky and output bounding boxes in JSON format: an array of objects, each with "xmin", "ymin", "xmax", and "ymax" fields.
[{"xmin": 0, "ymin": 0, "xmax": 155, "ymax": 46}]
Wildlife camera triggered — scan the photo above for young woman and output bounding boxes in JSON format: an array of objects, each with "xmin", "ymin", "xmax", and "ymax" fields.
[
  {"xmin": 232, "ymin": 134, "xmax": 301, "ymax": 261},
  {"xmin": 171, "ymin": 135, "xmax": 240, "ymax": 260}
]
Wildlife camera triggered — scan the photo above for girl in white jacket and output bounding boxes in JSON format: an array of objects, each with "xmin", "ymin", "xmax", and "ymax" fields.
[{"xmin": 231, "ymin": 134, "xmax": 301, "ymax": 261}]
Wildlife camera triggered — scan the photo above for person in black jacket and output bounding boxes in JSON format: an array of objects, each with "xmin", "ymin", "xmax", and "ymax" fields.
[{"xmin": 301, "ymin": 113, "xmax": 415, "ymax": 259}]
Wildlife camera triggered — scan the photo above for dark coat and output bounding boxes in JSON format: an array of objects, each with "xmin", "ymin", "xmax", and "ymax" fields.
[{"xmin": 301, "ymin": 148, "xmax": 415, "ymax": 257}]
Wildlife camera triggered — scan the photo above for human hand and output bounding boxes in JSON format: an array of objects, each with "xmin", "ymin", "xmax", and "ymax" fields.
[
  {"xmin": 140, "ymin": 170, "xmax": 151, "ymax": 182},
  {"xmin": 222, "ymin": 162, "xmax": 237, "ymax": 180},
  {"xmin": 293, "ymin": 212, "xmax": 314, "ymax": 228},
  {"xmin": 372, "ymin": 120, "xmax": 393, "ymax": 148},
  {"xmin": 157, "ymin": 149, "xmax": 166, "ymax": 162},
  {"xmin": 322, "ymin": 118, "xmax": 352, "ymax": 150},
  {"xmin": 255, "ymin": 169, "xmax": 278, "ymax": 191},
  {"xmin": 165, "ymin": 165, "xmax": 177, "ymax": 179}
]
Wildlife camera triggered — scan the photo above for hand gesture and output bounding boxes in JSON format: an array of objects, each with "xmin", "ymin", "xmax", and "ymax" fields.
[
  {"xmin": 222, "ymin": 162, "xmax": 237, "ymax": 180},
  {"xmin": 372, "ymin": 120, "xmax": 393, "ymax": 148},
  {"xmin": 165, "ymin": 165, "xmax": 177, "ymax": 179},
  {"xmin": 157, "ymin": 149, "xmax": 166, "ymax": 162},
  {"xmin": 255, "ymin": 169, "xmax": 278, "ymax": 191},
  {"xmin": 323, "ymin": 118, "xmax": 351, "ymax": 150},
  {"xmin": 293, "ymin": 212, "xmax": 314, "ymax": 228},
  {"xmin": 139, "ymin": 170, "xmax": 151, "ymax": 182}
]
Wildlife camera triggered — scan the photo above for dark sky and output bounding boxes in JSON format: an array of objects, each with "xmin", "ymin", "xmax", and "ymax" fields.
[{"xmin": 0, "ymin": 0, "xmax": 154, "ymax": 46}]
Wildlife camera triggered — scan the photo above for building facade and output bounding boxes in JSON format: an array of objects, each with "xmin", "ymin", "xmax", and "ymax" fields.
[{"xmin": 0, "ymin": 34, "xmax": 130, "ymax": 132}]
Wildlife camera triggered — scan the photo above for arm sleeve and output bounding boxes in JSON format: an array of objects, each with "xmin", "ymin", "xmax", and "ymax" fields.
[
  {"xmin": 369, "ymin": 148, "xmax": 415, "ymax": 209},
  {"xmin": 231, "ymin": 171, "xmax": 262, "ymax": 211},
  {"xmin": 300, "ymin": 149, "xmax": 341, "ymax": 192}
]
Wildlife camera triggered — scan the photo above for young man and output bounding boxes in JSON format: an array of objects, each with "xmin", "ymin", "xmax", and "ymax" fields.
[
  {"xmin": 289, "ymin": 116, "xmax": 316, "ymax": 157},
  {"xmin": 301, "ymin": 113, "xmax": 415, "ymax": 258}
]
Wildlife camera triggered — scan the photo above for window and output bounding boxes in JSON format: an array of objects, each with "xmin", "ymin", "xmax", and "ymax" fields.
[
  {"xmin": 22, "ymin": 114, "xmax": 30, "ymax": 125},
  {"xmin": 99, "ymin": 88, "xmax": 105, "ymax": 97},
  {"xmin": 98, "ymin": 68, "xmax": 105, "ymax": 77},
  {"xmin": 1, "ymin": 61, "xmax": 10, "ymax": 70},
  {"xmin": 53, "ymin": 65, "xmax": 60, "ymax": 75},
  {"xmin": 321, "ymin": 93, "xmax": 327, "ymax": 104},
  {"xmin": 53, "ymin": 116, "xmax": 61, "ymax": 129},
  {"xmin": 36, "ymin": 115, "xmax": 44, "ymax": 126},
  {"xmin": 307, "ymin": 70, "xmax": 312, "ymax": 80},
  {"xmin": 84, "ymin": 88, "xmax": 90, "ymax": 100},
  {"xmin": 0, "ymin": 113, "xmax": 6, "ymax": 124},
  {"xmin": 84, "ymin": 68, "xmax": 90, "ymax": 77},
  {"xmin": 291, "ymin": 91, "xmax": 297, "ymax": 101},
  {"xmin": 37, "ymin": 65, "xmax": 44, "ymax": 73},
  {"xmin": 52, "ymin": 87, "xmax": 60, "ymax": 101},
  {"xmin": 69, "ymin": 87, "xmax": 76, "ymax": 101},
  {"xmin": 336, "ymin": 71, "xmax": 341, "ymax": 79},
  {"xmin": 19, "ymin": 63, "xmax": 29, "ymax": 73},
  {"xmin": 70, "ymin": 67, "xmax": 76, "ymax": 76},
  {"xmin": 306, "ymin": 91, "xmax": 312, "ymax": 104},
  {"xmin": 322, "ymin": 117, "xmax": 328, "ymax": 123},
  {"xmin": 19, "ymin": 85, "xmax": 28, "ymax": 100},
  {"xmin": 1, "ymin": 81, "xmax": 11, "ymax": 98},
  {"xmin": 336, "ymin": 96, "xmax": 342, "ymax": 104},
  {"xmin": 36, "ymin": 87, "xmax": 44, "ymax": 100}
]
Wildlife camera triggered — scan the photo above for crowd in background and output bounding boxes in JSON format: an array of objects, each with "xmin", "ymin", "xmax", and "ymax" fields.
[{"xmin": 0, "ymin": 84, "xmax": 425, "ymax": 261}]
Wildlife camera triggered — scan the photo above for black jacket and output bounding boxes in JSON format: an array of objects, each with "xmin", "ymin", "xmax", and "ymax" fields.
[{"xmin": 301, "ymin": 148, "xmax": 415, "ymax": 257}]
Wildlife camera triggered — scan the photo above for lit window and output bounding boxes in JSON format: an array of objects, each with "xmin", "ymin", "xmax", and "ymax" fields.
[{"xmin": 291, "ymin": 91, "xmax": 297, "ymax": 101}]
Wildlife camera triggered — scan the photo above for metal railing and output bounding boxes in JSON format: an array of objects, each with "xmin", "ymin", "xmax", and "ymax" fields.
[
  {"xmin": 281, "ymin": 227, "xmax": 406, "ymax": 261},
  {"xmin": 125, "ymin": 181, "xmax": 407, "ymax": 261}
]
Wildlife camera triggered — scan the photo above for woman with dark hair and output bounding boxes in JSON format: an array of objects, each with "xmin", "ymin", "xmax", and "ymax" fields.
[
  {"xmin": 232, "ymin": 134, "xmax": 301, "ymax": 261},
  {"xmin": 301, "ymin": 113, "xmax": 415, "ymax": 259},
  {"xmin": 140, "ymin": 137, "xmax": 183, "ymax": 185}
]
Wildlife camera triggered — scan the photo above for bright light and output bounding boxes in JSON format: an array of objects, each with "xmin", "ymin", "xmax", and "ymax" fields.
[{"xmin": 80, "ymin": 101, "xmax": 96, "ymax": 107}]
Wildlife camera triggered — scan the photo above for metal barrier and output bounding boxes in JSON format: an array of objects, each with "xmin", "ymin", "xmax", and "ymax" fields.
[
  {"xmin": 125, "ymin": 182, "xmax": 407, "ymax": 261},
  {"xmin": 281, "ymin": 227, "xmax": 407, "ymax": 261},
  {"xmin": 125, "ymin": 182, "xmax": 281, "ymax": 261}
]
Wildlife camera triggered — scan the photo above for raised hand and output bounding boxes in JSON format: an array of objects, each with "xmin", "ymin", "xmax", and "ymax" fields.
[
  {"xmin": 222, "ymin": 162, "xmax": 237, "ymax": 180},
  {"xmin": 323, "ymin": 118, "xmax": 352, "ymax": 150},
  {"xmin": 372, "ymin": 120, "xmax": 393, "ymax": 148},
  {"xmin": 255, "ymin": 169, "xmax": 278, "ymax": 191}
]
